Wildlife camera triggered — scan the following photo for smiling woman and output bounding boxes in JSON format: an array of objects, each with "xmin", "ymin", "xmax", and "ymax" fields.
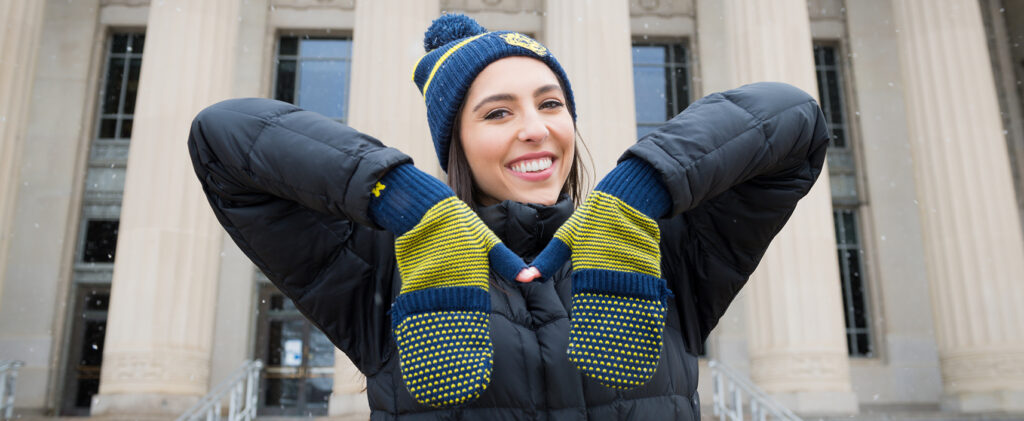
[{"xmin": 187, "ymin": 12, "xmax": 829, "ymax": 421}]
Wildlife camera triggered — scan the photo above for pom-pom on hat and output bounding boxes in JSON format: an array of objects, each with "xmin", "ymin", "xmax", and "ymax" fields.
[{"xmin": 414, "ymin": 13, "xmax": 577, "ymax": 171}]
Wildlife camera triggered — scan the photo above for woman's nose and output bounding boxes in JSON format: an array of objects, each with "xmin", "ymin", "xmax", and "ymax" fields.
[{"xmin": 517, "ymin": 111, "xmax": 549, "ymax": 142}]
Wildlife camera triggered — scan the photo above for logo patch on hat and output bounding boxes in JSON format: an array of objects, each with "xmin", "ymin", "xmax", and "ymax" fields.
[{"xmin": 501, "ymin": 33, "xmax": 547, "ymax": 57}]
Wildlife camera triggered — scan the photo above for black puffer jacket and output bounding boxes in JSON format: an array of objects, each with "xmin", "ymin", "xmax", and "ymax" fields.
[{"xmin": 187, "ymin": 82, "xmax": 828, "ymax": 420}]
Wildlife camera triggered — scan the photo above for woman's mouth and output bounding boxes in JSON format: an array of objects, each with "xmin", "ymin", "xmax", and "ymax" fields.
[{"xmin": 507, "ymin": 157, "xmax": 555, "ymax": 181}]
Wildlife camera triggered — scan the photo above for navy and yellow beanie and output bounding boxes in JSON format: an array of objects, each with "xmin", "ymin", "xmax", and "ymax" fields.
[{"xmin": 414, "ymin": 14, "xmax": 577, "ymax": 171}]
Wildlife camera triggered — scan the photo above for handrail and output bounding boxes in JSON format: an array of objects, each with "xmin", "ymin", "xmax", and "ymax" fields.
[
  {"xmin": 709, "ymin": 359, "xmax": 802, "ymax": 421},
  {"xmin": 0, "ymin": 360, "xmax": 24, "ymax": 421},
  {"xmin": 176, "ymin": 360, "xmax": 263, "ymax": 421}
]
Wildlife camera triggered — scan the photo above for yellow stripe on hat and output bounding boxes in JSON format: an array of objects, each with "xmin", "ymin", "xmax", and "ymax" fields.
[{"xmin": 421, "ymin": 32, "xmax": 489, "ymax": 98}]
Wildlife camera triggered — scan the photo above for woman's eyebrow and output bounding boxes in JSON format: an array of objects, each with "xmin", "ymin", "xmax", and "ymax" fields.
[
  {"xmin": 472, "ymin": 93, "xmax": 515, "ymax": 112},
  {"xmin": 534, "ymin": 84, "xmax": 560, "ymax": 97}
]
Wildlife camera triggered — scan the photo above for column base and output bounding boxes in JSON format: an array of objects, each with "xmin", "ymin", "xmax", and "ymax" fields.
[
  {"xmin": 328, "ymin": 392, "xmax": 370, "ymax": 417},
  {"xmin": 941, "ymin": 390, "xmax": 1024, "ymax": 413},
  {"xmin": 90, "ymin": 393, "xmax": 199, "ymax": 420},
  {"xmin": 770, "ymin": 390, "xmax": 859, "ymax": 416}
]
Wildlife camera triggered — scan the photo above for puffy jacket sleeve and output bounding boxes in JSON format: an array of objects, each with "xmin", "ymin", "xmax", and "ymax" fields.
[
  {"xmin": 187, "ymin": 98, "xmax": 411, "ymax": 374},
  {"xmin": 623, "ymin": 82, "xmax": 829, "ymax": 343}
]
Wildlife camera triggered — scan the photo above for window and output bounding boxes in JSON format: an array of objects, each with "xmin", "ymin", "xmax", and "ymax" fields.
[
  {"xmin": 255, "ymin": 282, "xmax": 335, "ymax": 416},
  {"xmin": 97, "ymin": 33, "xmax": 143, "ymax": 141},
  {"xmin": 814, "ymin": 44, "xmax": 874, "ymax": 357},
  {"xmin": 632, "ymin": 41, "xmax": 691, "ymax": 138},
  {"xmin": 60, "ymin": 32, "xmax": 143, "ymax": 415},
  {"xmin": 61, "ymin": 287, "xmax": 110, "ymax": 415},
  {"xmin": 274, "ymin": 36, "xmax": 353, "ymax": 123},
  {"xmin": 251, "ymin": 34, "xmax": 355, "ymax": 415}
]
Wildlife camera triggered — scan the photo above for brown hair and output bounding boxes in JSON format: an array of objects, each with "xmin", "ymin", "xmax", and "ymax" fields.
[{"xmin": 446, "ymin": 115, "xmax": 592, "ymax": 209}]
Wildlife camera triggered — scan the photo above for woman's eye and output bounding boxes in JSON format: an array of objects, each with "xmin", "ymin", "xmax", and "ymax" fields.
[
  {"xmin": 540, "ymin": 100, "xmax": 564, "ymax": 110},
  {"xmin": 484, "ymin": 109, "xmax": 509, "ymax": 120}
]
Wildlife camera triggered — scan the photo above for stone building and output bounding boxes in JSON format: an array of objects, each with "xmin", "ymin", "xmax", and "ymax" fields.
[{"xmin": 1, "ymin": 0, "xmax": 1023, "ymax": 419}]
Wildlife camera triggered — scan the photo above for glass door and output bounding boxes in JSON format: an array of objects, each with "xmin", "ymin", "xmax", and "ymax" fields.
[{"xmin": 255, "ymin": 284, "xmax": 334, "ymax": 416}]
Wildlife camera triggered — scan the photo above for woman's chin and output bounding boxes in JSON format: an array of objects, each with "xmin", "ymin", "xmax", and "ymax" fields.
[{"xmin": 512, "ymin": 189, "xmax": 561, "ymax": 206}]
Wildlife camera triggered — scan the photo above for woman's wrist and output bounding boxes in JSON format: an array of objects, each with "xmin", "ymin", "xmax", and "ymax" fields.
[{"xmin": 368, "ymin": 163, "xmax": 453, "ymax": 235}]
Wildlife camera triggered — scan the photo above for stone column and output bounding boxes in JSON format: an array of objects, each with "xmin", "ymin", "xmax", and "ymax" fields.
[
  {"xmin": 0, "ymin": 0, "xmax": 45, "ymax": 303},
  {"xmin": 347, "ymin": 0, "xmax": 439, "ymax": 176},
  {"xmin": 712, "ymin": 0, "xmax": 858, "ymax": 414},
  {"xmin": 891, "ymin": 0, "xmax": 1024, "ymax": 412},
  {"xmin": 543, "ymin": 0, "xmax": 637, "ymax": 178},
  {"xmin": 327, "ymin": 0, "xmax": 438, "ymax": 416},
  {"xmin": 92, "ymin": 1, "xmax": 240, "ymax": 417}
]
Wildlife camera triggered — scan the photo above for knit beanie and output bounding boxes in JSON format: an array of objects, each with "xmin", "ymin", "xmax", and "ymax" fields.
[{"xmin": 414, "ymin": 13, "xmax": 577, "ymax": 171}]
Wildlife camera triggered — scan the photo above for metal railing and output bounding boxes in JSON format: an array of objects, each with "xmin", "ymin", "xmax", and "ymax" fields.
[
  {"xmin": 709, "ymin": 360, "xmax": 802, "ymax": 421},
  {"xmin": 177, "ymin": 360, "xmax": 262, "ymax": 421},
  {"xmin": 0, "ymin": 360, "xmax": 24, "ymax": 421}
]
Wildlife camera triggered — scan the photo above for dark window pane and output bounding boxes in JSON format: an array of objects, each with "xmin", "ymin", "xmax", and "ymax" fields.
[
  {"xmin": 270, "ymin": 294, "xmax": 285, "ymax": 311},
  {"xmin": 275, "ymin": 59, "xmax": 297, "ymax": 104},
  {"xmin": 833, "ymin": 210, "xmax": 844, "ymax": 242},
  {"xmin": 99, "ymin": 119, "xmax": 117, "ymax": 139},
  {"xmin": 848, "ymin": 252, "xmax": 867, "ymax": 328},
  {"xmin": 119, "ymin": 118, "xmax": 133, "ymax": 139},
  {"xmin": 130, "ymin": 34, "xmax": 145, "ymax": 54},
  {"xmin": 671, "ymin": 44, "xmax": 687, "ymax": 65},
  {"xmin": 102, "ymin": 58, "xmax": 125, "ymax": 114},
  {"xmin": 80, "ymin": 321, "xmax": 106, "ymax": 366},
  {"xmin": 832, "ymin": 127, "xmax": 846, "ymax": 148},
  {"xmin": 83, "ymin": 220, "xmax": 119, "ymax": 263},
  {"xmin": 856, "ymin": 333, "xmax": 872, "ymax": 356},
  {"xmin": 75, "ymin": 379, "xmax": 99, "ymax": 408},
  {"xmin": 124, "ymin": 58, "xmax": 142, "ymax": 114},
  {"xmin": 279, "ymin": 36, "xmax": 298, "ymax": 56},
  {"xmin": 843, "ymin": 211, "xmax": 858, "ymax": 243},
  {"xmin": 670, "ymin": 65, "xmax": 689, "ymax": 115},
  {"xmin": 827, "ymin": 71, "xmax": 842, "ymax": 122},
  {"xmin": 306, "ymin": 377, "xmax": 332, "ymax": 408},
  {"xmin": 111, "ymin": 34, "xmax": 129, "ymax": 54},
  {"xmin": 269, "ymin": 293, "xmax": 297, "ymax": 312},
  {"xmin": 85, "ymin": 292, "xmax": 109, "ymax": 311},
  {"xmin": 300, "ymin": 39, "xmax": 352, "ymax": 58},
  {"xmin": 265, "ymin": 378, "xmax": 299, "ymax": 408}
]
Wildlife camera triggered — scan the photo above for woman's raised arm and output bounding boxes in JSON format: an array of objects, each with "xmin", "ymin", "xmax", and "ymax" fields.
[
  {"xmin": 187, "ymin": 98, "xmax": 410, "ymax": 374},
  {"xmin": 624, "ymin": 82, "xmax": 830, "ymax": 342}
]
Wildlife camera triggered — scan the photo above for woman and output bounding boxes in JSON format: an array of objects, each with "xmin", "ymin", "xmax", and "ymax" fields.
[{"xmin": 188, "ymin": 14, "xmax": 828, "ymax": 421}]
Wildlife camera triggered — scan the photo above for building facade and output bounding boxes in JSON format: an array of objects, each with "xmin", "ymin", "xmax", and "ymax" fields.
[{"xmin": 1, "ymin": 0, "xmax": 1023, "ymax": 418}]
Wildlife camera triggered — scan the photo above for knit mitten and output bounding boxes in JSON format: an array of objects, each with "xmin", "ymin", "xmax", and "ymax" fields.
[
  {"xmin": 369, "ymin": 163, "xmax": 526, "ymax": 407},
  {"xmin": 531, "ymin": 158, "xmax": 672, "ymax": 389}
]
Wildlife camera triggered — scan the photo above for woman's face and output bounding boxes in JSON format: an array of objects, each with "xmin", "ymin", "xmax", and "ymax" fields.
[{"xmin": 458, "ymin": 56, "xmax": 575, "ymax": 206}]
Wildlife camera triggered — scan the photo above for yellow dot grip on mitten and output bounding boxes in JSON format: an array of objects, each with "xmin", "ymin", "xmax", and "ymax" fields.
[{"xmin": 393, "ymin": 307, "xmax": 492, "ymax": 407}]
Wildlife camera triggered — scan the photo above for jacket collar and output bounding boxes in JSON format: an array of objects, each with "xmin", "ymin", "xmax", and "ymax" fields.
[{"xmin": 477, "ymin": 196, "xmax": 574, "ymax": 259}]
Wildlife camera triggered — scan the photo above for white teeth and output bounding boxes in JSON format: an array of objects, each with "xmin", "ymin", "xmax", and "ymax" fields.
[{"xmin": 511, "ymin": 157, "xmax": 552, "ymax": 173}]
